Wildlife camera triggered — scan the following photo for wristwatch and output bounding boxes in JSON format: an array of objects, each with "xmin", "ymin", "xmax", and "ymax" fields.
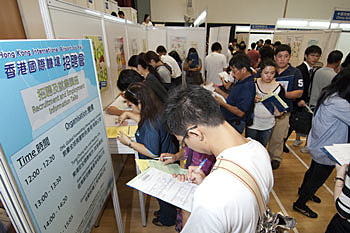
[{"xmin": 334, "ymin": 177, "xmax": 345, "ymax": 183}]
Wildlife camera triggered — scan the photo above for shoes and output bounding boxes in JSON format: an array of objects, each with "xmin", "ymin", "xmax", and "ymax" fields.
[
  {"xmin": 293, "ymin": 202, "xmax": 318, "ymax": 218},
  {"xmin": 153, "ymin": 210, "xmax": 160, "ymax": 217},
  {"xmin": 293, "ymin": 140, "xmax": 303, "ymax": 147},
  {"xmin": 300, "ymin": 147, "xmax": 310, "ymax": 153},
  {"xmin": 271, "ymin": 160, "xmax": 280, "ymax": 170},
  {"xmin": 152, "ymin": 216, "xmax": 175, "ymax": 227},
  {"xmin": 298, "ymin": 189, "xmax": 321, "ymax": 203},
  {"xmin": 283, "ymin": 144, "xmax": 289, "ymax": 153}
]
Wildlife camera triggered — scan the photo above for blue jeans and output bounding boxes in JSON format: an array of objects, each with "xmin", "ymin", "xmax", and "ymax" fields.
[{"xmin": 245, "ymin": 128, "xmax": 272, "ymax": 147}]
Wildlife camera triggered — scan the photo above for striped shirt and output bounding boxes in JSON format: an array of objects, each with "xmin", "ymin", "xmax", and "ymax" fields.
[{"xmin": 336, "ymin": 165, "xmax": 350, "ymax": 221}]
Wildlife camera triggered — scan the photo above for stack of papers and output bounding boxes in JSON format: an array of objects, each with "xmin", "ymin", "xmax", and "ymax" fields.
[
  {"xmin": 202, "ymin": 83, "xmax": 227, "ymax": 103},
  {"xmin": 106, "ymin": 125, "xmax": 137, "ymax": 138},
  {"xmin": 135, "ymin": 159, "xmax": 187, "ymax": 174},
  {"xmin": 260, "ymin": 92, "xmax": 288, "ymax": 114},
  {"xmin": 218, "ymin": 71, "xmax": 234, "ymax": 83},
  {"xmin": 322, "ymin": 144, "xmax": 350, "ymax": 165}
]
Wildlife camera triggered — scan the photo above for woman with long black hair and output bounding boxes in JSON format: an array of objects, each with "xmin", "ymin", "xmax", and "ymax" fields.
[
  {"xmin": 293, "ymin": 68, "xmax": 350, "ymax": 219},
  {"xmin": 117, "ymin": 82, "xmax": 177, "ymax": 226}
]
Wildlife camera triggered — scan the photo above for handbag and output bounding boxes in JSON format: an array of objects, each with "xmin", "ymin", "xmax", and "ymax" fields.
[
  {"xmin": 290, "ymin": 106, "xmax": 313, "ymax": 135},
  {"xmin": 212, "ymin": 158, "xmax": 296, "ymax": 233}
]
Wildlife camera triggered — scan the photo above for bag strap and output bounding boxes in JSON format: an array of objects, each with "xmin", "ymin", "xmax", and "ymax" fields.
[{"xmin": 212, "ymin": 158, "xmax": 266, "ymax": 217}]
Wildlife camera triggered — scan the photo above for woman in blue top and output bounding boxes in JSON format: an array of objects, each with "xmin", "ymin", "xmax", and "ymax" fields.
[
  {"xmin": 117, "ymin": 82, "xmax": 177, "ymax": 226},
  {"xmin": 293, "ymin": 68, "xmax": 350, "ymax": 219}
]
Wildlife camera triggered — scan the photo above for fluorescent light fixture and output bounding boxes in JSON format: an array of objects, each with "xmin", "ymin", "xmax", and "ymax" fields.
[
  {"xmin": 277, "ymin": 19, "xmax": 308, "ymax": 27},
  {"xmin": 193, "ymin": 10, "xmax": 207, "ymax": 27},
  {"xmin": 308, "ymin": 21, "xmax": 330, "ymax": 28},
  {"xmin": 340, "ymin": 23, "xmax": 350, "ymax": 29},
  {"xmin": 235, "ymin": 26, "xmax": 250, "ymax": 32},
  {"xmin": 104, "ymin": 15, "xmax": 125, "ymax": 23},
  {"xmin": 85, "ymin": 9, "xmax": 101, "ymax": 16}
]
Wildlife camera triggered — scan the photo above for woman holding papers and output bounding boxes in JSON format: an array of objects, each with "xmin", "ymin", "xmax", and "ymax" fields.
[
  {"xmin": 293, "ymin": 68, "xmax": 350, "ymax": 219},
  {"xmin": 116, "ymin": 82, "xmax": 178, "ymax": 227},
  {"xmin": 246, "ymin": 59, "xmax": 287, "ymax": 147}
]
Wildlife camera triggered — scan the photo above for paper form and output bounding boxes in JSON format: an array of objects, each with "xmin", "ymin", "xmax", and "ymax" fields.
[
  {"xmin": 135, "ymin": 159, "xmax": 187, "ymax": 174},
  {"xmin": 323, "ymin": 143, "xmax": 350, "ymax": 165},
  {"xmin": 127, "ymin": 167, "xmax": 197, "ymax": 212},
  {"xmin": 106, "ymin": 125, "xmax": 138, "ymax": 138}
]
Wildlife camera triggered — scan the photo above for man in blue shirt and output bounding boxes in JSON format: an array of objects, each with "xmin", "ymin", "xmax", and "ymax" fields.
[
  {"xmin": 268, "ymin": 44, "xmax": 303, "ymax": 169},
  {"xmin": 214, "ymin": 53, "xmax": 256, "ymax": 134}
]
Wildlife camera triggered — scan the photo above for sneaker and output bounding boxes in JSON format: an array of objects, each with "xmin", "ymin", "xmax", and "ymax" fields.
[
  {"xmin": 283, "ymin": 144, "xmax": 289, "ymax": 153},
  {"xmin": 271, "ymin": 160, "xmax": 280, "ymax": 170},
  {"xmin": 293, "ymin": 202, "xmax": 318, "ymax": 218},
  {"xmin": 153, "ymin": 210, "xmax": 160, "ymax": 217},
  {"xmin": 300, "ymin": 147, "xmax": 310, "ymax": 153},
  {"xmin": 293, "ymin": 140, "xmax": 303, "ymax": 147}
]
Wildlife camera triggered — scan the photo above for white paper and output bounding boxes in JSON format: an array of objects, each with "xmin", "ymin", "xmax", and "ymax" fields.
[
  {"xmin": 324, "ymin": 143, "xmax": 350, "ymax": 165},
  {"xmin": 218, "ymin": 71, "xmax": 234, "ymax": 83},
  {"xmin": 127, "ymin": 167, "xmax": 197, "ymax": 212},
  {"xmin": 202, "ymin": 83, "xmax": 227, "ymax": 103}
]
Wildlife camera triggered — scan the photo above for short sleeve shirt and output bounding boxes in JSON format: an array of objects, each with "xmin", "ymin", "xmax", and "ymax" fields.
[
  {"xmin": 275, "ymin": 65, "xmax": 303, "ymax": 112},
  {"xmin": 205, "ymin": 52, "xmax": 227, "ymax": 85},
  {"xmin": 221, "ymin": 75, "xmax": 256, "ymax": 124},
  {"xmin": 135, "ymin": 118, "xmax": 177, "ymax": 159}
]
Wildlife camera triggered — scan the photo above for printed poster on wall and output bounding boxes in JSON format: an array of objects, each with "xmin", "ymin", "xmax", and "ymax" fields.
[
  {"xmin": 115, "ymin": 37, "xmax": 126, "ymax": 74},
  {"xmin": 0, "ymin": 39, "xmax": 114, "ymax": 233},
  {"xmin": 84, "ymin": 35, "xmax": 108, "ymax": 90},
  {"xmin": 130, "ymin": 38, "xmax": 138, "ymax": 56},
  {"xmin": 169, "ymin": 36, "xmax": 187, "ymax": 59}
]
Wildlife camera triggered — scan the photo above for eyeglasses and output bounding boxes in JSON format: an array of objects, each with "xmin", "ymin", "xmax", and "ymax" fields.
[{"xmin": 180, "ymin": 125, "xmax": 197, "ymax": 148}]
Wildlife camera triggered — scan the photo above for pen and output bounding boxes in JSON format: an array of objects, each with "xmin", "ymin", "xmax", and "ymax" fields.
[
  {"xmin": 153, "ymin": 156, "xmax": 173, "ymax": 160},
  {"xmin": 188, "ymin": 158, "xmax": 208, "ymax": 182}
]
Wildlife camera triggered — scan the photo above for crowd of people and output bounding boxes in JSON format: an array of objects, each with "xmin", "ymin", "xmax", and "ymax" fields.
[{"xmin": 106, "ymin": 39, "xmax": 350, "ymax": 232}]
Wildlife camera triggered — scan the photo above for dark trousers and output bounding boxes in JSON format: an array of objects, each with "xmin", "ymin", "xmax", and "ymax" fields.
[
  {"xmin": 157, "ymin": 199, "xmax": 177, "ymax": 226},
  {"xmin": 295, "ymin": 160, "xmax": 334, "ymax": 206},
  {"xmin": 326, "ymin": 213, "xmax": 350, "ymax": 233}
]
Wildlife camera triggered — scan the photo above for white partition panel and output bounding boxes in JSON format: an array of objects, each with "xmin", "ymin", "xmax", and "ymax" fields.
[
  {"xmin": 126, "ymin": 24, "xmax": 148, "ymax": 57},
  {"xmin": 147, "ymin": 27, "xmax": 167, "ymax": 52},
  {"xmin": 104, "ymin": 19, "xmax": 128, "ymax": 100}
]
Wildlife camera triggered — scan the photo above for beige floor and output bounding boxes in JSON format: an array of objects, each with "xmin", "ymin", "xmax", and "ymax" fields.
[{"xmin": 91, "ymin": 136, "xmax": 337, "ymax": 233}]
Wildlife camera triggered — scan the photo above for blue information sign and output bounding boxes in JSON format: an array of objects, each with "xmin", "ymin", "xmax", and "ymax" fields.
[
  {"xmin": 0, "ymin": 40, "xmax": 114, "ymax": 233},
  {"xmin": 333, "ymin": 10, "xmax": 350, "ymax": 21}
]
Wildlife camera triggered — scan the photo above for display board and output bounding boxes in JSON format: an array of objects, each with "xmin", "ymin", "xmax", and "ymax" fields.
[
  {"xmin": 147, "ymin": 27, "xmax": 167, "ymax": 52},
  {"xmin": 208, "ymin": 26, "xmax": 231, "ymax": 57},
  {"xmin": 273, "ymin": 30, "xmax": 341, "ymax": 66},
  {"xmin": 248, "ymin": 33, "xmax": 274, "ymax": 49},
  {"xmin": 0, "ymin": 39, "xmax": 114, "ymax": 233},
  {"xmin": 126, "ymin": 24, "xmax": 147, "ymax": 56},
  {"xmin": 335, "ymin": 32, "xmax": 350, "ymax": 60}
]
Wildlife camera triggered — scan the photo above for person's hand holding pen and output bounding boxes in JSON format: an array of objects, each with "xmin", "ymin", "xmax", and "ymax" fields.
[
  {"xmin": 159, "ymin": 153, "xmax": 176, "ymax": 165},
  {"xmin": 187, "ymin": 159, "xmax": 207, "ymax": 184}
]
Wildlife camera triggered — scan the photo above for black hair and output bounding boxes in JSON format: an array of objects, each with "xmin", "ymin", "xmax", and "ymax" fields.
[
  {"xmin": 305, "ymin": 45, "xmax": 322, "ymax": 56},
  {"xmin": 265, "ymin": 39, "xmax": 272, "ymax": 45},
  {"xmin": 135, "ymin": 54, "xmax": 163, "ymax": 83},
  {"xmin": 118, "ymin": 11, "xmax": 124, "ymax": 17},
  {"xmin": 238, "ymin": 41, "xmax": 246, "ymax": 51},
  {"xmin": 273, "ymin": 41, "xmax": 281, "ymax": 48},
  {"xmin": 229, "ymin": 53, "xmax": 251, "ymax": 72},
  {"xmin": 251, "ymin": 42, "xmax": 256, "ymax": 50},
  {"xmin": 124, "ymin": 82, "xmax": 163, "ymax": 129},
  {"xmin": 259, "ymin": 45, "xmax": 274, "ymax": 61},
  {"xmin": 116, "ymin": 69, "xmax": 144, "ymax": 91},
  {"xmin": 156, "ymin": 45, "xmax": 167, "ymax": 54},
  {"xmin": 274, "ymin": 44, "xmax": 291, "ymax": 55},
  {"xmin": 186, "ymin": 48, "xmax": 198, "ymax": 60},
  {"xmin": 315, "ymin": 68, "xmax": 350, "ymax": 114},
  {"xmin": 327, "ymin": 50, "xmax": 343, "ymax": 64},
  {"xmin": 163, "ymin": 86, "xmax": 225, "ymax": 136},
  {"xmin": 144, "ymin": 14, "xmax": 150, "ymax": 22},
  {"xmin": 111, "ymin": 12, "xmax": 117, "ymax": 17},
  {"xmin": 341, "ymin": 53, "xmax": 350, "ymax": 69},
  {"xmin": 260, "ymin": 59, "xmax": 276, "ymax": 71},
  {"xmin": 211, "ymin": 42, "xmax": 222, "ymax": 52},
  {"xmin": 145, "ymin": 51, "xmax": 161, "ymax": 63},
  {"xmin": 232, "ymin": 39, "xmax": 237, "ymax": 43},
  {"xmin": 128, "ymin": 55, "xmax": 138, "ymax": 68},
  {"xmin": 169, "ymin": 50, "xmax": 182, "ymax": 64}
]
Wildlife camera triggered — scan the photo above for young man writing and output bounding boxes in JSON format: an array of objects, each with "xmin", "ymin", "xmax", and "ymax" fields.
[
  {"xmin": 268, "ymin": 44, "xmax": 303, "ymax": 169},
  {"xmin": 163, "ymin": 86, "xmax": 273, "ymax": 233}
]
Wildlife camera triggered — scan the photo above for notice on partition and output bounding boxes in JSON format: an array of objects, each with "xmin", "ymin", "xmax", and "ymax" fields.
[{"xmin": 0, "ymin": 40, "xmax": 114, "ymax": 233}]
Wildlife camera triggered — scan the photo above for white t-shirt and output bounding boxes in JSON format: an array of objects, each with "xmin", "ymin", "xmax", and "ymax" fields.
[
  {"xmin": 181, "ymin": 139, "xmax": 273, "ymax": 233},
  {"xmin": 205, "ymin": 52, "xmax": 227, "ymax": 85},
  {"xmin": 161, "ymin": 54, "xmax": 182, "ymax": 78}
]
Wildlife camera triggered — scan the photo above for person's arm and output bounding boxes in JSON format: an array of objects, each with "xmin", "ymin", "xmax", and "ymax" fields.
[
  {"xmin": 334, "ymin": 164, "xmax": 348, "ymax": 202},
  {"xmin": 287, "ymin": 69, "xmax": 304, "ymax": 99},
  {"xmin": 285, "ymin": 89, "xmax": 303, "ymax": 99},
  {"xmin": 183, "ymin": 60, "xmax": 190, "ymax": 71},
  {"xmin": 117, "ymin": 132, "xmax": 156, "ymax": 158},
  {"xmin": 333, "ymin": 163, "xmax": 350, "ymax": 219},
  {"xmin": 106, "ymin": 106, "xmax": 127, "ymax": 116},
  {"xmin": 118, "ymin": 111, "xmax": 140, "ymax": 123},
  {"xmin": 214, "ymin": 85, "xmax": 229, "ymax": 99},
  {"xmin": 216, "ymin": 99, "xmax": 245, "ymax": 118},
  {"xmin": 160, "ymin": 149, "xmax": 185, "ymax": 165}
]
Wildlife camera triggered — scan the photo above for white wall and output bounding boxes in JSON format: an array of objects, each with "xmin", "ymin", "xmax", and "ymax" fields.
[{"xmin": 150, "ymin": 0, "xmax": 350, "ymax": 24}]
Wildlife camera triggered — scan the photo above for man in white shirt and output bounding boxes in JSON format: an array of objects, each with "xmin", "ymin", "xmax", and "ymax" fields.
[
  {"xmin": 156, "ymin": 45, "xmax": 182, "ymax": 86},
  {"xmin": 163, "ymin": 86, "xmax": 274, "ymax": 233},
  {"xmin": 205, "ymin": 42, "xmax": 227, "ymax": 85}
]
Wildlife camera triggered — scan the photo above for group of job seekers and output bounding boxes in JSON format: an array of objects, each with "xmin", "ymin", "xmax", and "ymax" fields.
[{"xmin": 106, "ymin": 40, "xmax": 350, "ymax": 232}]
